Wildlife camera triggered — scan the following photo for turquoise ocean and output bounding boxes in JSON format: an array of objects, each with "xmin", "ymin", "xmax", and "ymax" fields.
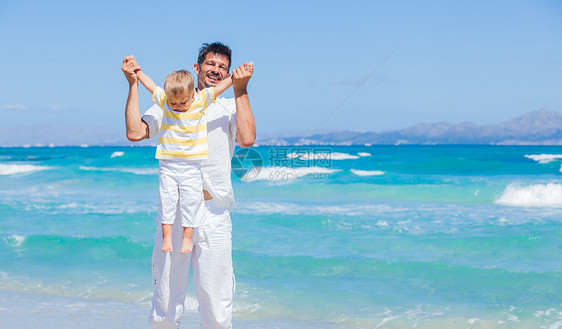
[{"xmin": 0, "ymin": 145, "xmax": 561, "ymax": 328}]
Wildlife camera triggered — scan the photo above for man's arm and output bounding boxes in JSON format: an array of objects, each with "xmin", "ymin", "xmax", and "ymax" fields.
[
  {"xmin": 232, "ymin": 62, "xmax": 256, "ymax": 148},
  {"xmin": 122, "ymin": 56, "xmax": 150, "ymax": 141}
]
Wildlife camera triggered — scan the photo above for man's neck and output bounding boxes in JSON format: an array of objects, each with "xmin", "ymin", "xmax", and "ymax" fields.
[{"xmin": 196, "ymin": 84, "xmax": 208, "ymax": 92}]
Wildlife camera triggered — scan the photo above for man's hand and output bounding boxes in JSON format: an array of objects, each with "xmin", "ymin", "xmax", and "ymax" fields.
[
  {"xmin": 122, "ymin": 55, "xmax": 141, "ymax": 85},
  {"xmin": 232, "ymin": 62, "xmax": 254, "ymax": 95}
]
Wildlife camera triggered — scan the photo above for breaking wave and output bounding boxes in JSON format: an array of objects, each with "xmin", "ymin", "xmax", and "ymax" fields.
[
  {"xmin": 0, "ymin": 163, "xmax": 52, "ymax": 175},
  {"xmin": 524, "ymin": 154, "xmax": 562, "ymax": 164},
  {"xmin": 350, "ymin": 169, "xmax": 385, "ymax": 176},
  {"xmin": 110, "ymin": 151, "xmax": 124, "ymax": 158},
  {"xmin": 495, "ymin": 183, "xmax": 562, "ymax": 207}
]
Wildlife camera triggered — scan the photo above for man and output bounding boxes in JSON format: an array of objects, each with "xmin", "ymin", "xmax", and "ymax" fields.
[{"xmin": 121, "ymin": 42, "xmax": 256, "ymax": 329}]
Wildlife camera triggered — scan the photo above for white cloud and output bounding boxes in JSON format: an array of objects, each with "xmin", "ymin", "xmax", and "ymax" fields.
[{"xmin": 0, "ymin": 104, "xmax": 28, "ymax": 110}]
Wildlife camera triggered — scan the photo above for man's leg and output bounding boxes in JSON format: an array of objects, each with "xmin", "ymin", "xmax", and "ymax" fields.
[
  {"xmin": 149, "ymin": 222, "xmax": 192, "ymax": 329},
  {"xmin": 192, "ymin": 199, "xmax": 235, "ymax": 329}
]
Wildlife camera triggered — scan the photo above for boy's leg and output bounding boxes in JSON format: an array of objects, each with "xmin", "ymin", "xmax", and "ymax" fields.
[
  {"xmin": 178, "ymin": 161, "xmax": 206, "ymax": 254},
  {"xmin": 181, "ymin": 227, "xmax": 194, "ymax": 254},
  {"xmin": 162, "ymin": 224, "xmax": 173, "ymax": 252},
  {"xmin": 192, "ymin": 200, "xmax": 234, "ymax": 329},
  {"xmin": 159, "ymin": 161, "xmax": 180, "ymax": 253}
]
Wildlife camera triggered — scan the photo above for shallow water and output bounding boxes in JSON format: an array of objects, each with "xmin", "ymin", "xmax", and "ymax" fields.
[{"xmin": 1, "ymin": 145, "xmax": 561, "ymax": 328}]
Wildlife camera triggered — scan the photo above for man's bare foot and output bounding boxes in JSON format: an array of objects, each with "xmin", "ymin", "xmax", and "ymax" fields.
[{"xmin": 180, "ymin": 237, "xmax": 193, "ymax": 254}]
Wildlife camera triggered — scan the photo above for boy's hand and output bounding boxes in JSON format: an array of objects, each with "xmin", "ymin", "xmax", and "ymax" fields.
[
  {"xmin": 128, "ymin": 55, "xmax": 141, "ymax": 73},
  {"xmin": 232, "ymin": 62, "xmax": 254, "ymax": 94},
  {"xmin": 122, "ymin": 55, "xmax": 141, "ymax": 85}
]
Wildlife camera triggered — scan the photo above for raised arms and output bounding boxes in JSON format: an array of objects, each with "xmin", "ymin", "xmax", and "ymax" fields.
[
  {"xmin": 232, "ymin": 62, "xmax": 256, "ymax": 148},
  {"xmin": 121, "ymin": 56, "xmax": 149, "ymax": 141}
]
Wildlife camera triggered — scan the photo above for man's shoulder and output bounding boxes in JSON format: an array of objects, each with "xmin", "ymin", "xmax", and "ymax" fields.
[
  {"xmin": 142, "ymin": 104, "xmax": 163, "ymax": 118},
  {"xmin": 209, "ymin": 97, "xmax": 236, "ymax": 115},
  {"xmin": 215, "ymin": 96, "xmax": 235, "ymax": 107},
  {"xmin": 141, "ymin": 104, "xmax": 164, "ymax": 140}
]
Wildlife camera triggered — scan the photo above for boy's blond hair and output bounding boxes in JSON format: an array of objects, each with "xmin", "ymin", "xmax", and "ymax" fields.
[{"xmin": 164, "ymin": 70, "xmax": 194, "ymax": 98}]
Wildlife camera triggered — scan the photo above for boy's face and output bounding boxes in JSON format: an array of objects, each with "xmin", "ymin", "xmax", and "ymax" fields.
[
  {"xmin": 167, "ymin": 91, "xmax": 195, "ymax": 112},
  {"xmin": 193, "ymin": 53, "xmax": 230, "ymax": 89}
]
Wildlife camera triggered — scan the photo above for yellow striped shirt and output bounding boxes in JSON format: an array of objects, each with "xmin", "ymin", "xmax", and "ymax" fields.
[{"xmin": 153, "ymin": 86, "xmax": 215, "ymax": 160}]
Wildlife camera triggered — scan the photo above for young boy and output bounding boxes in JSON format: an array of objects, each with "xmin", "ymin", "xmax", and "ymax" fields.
[{"xmin": 131, "ymin": 58, "xmax": 252, "ymax": 253}]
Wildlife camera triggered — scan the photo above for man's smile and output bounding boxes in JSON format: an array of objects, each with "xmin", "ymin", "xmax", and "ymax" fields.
[{"xmin": 207, "ymin": 73, "xmax": 220, "ymax": 83}]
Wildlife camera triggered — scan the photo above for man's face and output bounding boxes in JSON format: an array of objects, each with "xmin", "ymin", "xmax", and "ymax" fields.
[{"xmin": 193, "ymin": 53, "xmax": 230, "ymax": 89}]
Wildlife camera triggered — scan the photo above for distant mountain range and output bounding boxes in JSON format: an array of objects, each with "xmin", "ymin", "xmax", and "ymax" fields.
[
  {"xmin": 0, "ymin": 125, "xmax": 129, "ymax": 147},
  {"xmin": 257, "ymin": 109, "xmax": 562, "ymax": 146},
  {"xmin": 1, "ymin": 109, "xmax": 561, "ymax": 147}
]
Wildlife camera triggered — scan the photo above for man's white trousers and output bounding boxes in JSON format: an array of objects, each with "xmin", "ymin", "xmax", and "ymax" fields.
[{"xmin": 149, "ymin": 199, "xmax": 235, "ymax": 329}]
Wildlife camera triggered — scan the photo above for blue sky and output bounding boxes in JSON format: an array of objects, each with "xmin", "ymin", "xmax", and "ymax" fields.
[{"xmin": 1, "ymin": 0, "xmax": 561, "ymax": 140}]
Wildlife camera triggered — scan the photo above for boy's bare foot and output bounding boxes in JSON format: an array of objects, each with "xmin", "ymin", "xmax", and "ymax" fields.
[
  {"xmin": 181, "ymin": 227, "xmax": 194, "ymax": 253},
  {"xmin": 180, "ymin": 237, "xmax": 193, "ymax": 254},
  {"xmin": 162, "ymin": 223, "xmax": 173, "ymax": 253},
  {"xmin": 162, "ymin": 237, "xmax": 173, "ymax": 253}
]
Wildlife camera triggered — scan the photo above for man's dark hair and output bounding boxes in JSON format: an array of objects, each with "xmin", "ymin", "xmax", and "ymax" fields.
[{"xmin": 197, "ymin": 42, "xmax": 232, "ymax": 72}]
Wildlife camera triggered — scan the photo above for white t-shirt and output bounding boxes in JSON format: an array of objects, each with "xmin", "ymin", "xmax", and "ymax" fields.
[{"xmin": 142, "ymin": 97, "xmax": 238, "ymax": 209}]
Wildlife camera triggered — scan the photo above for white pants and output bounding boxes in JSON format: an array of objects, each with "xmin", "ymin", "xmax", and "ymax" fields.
[
  {"xmin": 149, "ymin": 199, "xmax": 235, "ymax": 329},
  {"xmin": 159, "ymin": 160, "xmax": 206, "ymax": 228}
]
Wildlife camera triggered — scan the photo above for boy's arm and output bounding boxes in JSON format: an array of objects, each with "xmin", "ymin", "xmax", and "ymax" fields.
[
  {"xmin": 213, "ymin": 75, "xmax": 232, "ymax": 97},
  {"xmin": 137, "ymin": 70, "xmax": 158, "ymax": 96},
  {"xmin": 212, "ymin": 62, "xmax": 253, "ymax": 99},
  {"xmin": 122, "ymin": 56, "xmax": 149, "ymax": 141}
]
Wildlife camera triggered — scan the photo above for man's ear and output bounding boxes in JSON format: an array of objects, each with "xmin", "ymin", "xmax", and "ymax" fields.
[{"xmin": 193, "ymin": 63, "xmax": 200, "ymax": 75}]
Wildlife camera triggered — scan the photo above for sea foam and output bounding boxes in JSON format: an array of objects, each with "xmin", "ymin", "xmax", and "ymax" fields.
[
  {"xmin": 0, "ymin": 163, "xmax": 51, "ymax": 175},
  {"xmin": 110, "ymin": 151, "xmax": 124, "ymax": 158},
  {"xmin": 524, "ymin": 154, "xmax": 562, "ymax": 164},
  {"xmin": 233, "ymin": 201, "xmax": 397, "ymax": 216},
  {"xmin": 4, "ymin": 234, "xmax": 26, "ymax": 248},
  {"xmin": 495, "ymin": 183, "xmax": 562, "ymax": 207},
  {"xmin": 350, "ymin": 169, "xmax": 385, "ymax": 176},
  {"xmin": 79, "ymin": 166, "xmax": 158, "ymax": 175},
  {"xmin": 55, "ymin": 202, "xmax": 150, "ymax": 214}
]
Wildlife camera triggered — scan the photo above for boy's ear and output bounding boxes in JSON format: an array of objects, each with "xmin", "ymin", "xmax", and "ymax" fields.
[{"xmin": 193, "ymin": 63, "xmax": 200, "ymax": 75}]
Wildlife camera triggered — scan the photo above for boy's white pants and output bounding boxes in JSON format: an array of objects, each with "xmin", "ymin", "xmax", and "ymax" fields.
[
  {"xmin": 149, "ymin": 199, "xmax": 235, "ymax": 329},
  {"xmin": 159, "ymin": 160, "xmax": 206, "ymax": 228}
]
